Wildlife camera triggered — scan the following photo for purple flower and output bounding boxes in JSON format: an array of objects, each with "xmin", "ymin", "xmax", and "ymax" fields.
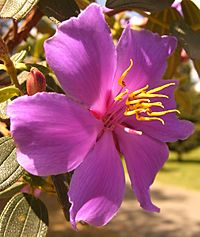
[{"xmin": 8, "ymin": 4, "xmax": 194, "ymax": 227}]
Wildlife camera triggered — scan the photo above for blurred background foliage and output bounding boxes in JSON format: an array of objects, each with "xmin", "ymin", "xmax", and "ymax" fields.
[{"xmin": 0, "ymin": 0, "xmax": 200, "ymax": 236}]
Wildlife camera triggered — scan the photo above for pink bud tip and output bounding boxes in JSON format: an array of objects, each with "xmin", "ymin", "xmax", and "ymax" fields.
[{"xmin": 26, "ymin": 67, "xmax": 46, "ymax": 96}]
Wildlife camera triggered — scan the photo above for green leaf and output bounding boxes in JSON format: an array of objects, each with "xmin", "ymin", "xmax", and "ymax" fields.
[
  {"xmin": 106, "ymin": 0, "xmax": 175, "ymax": 13},
  {"xmin": 170, "ymin": 21, "xmax": 200, "ymax": 60},
  {"xmin": 11, "ymin": 50, "xmax": 27, "ymax": 63},
  {"xmin": 181, "ymin": 0, "xmax": 200, "ymax": 30},
  {"xmin": 51, "ymin": 174, "xmax": 71, "ymax": 221},
  {"xmin": 181, "ymin": 0, "xmax": 200, "ymax": 76},
  {"xmin": 0, "ymin": 0, "xmax": 39, "ymax": 21},
  {"xmin": 0, "ymin": 182, "xmax": 25, "ymax": 199},
  {"xmin": 75, "ymin": 0, "xmax": 95, "ymax": 9},
  {"xmin": 0, "ymin": 193, "xmax": 48, "ymax": 237},
  {"xmin": 146, "ymin": 7, "xmax": 182, "ymax": 35},
  {"xmin": 145, "ymin": 8, "xmax": 182, "ymax": 78},
  {"xmin": 38, "ymin": 0, "xmax": 80, "ymax": 24},
  {"xmin": 0, "ymin": 137, "xmax": 24, "ymax": 191},
  {"xmin": 0, "ymin": 86, "xmax": 21, "ymax": 103}
]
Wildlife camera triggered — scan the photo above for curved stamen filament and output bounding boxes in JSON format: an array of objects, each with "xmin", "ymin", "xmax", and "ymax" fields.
[
  {"xmin": 134, "ymin": 93, "xmax": 169, "ymax": 99},
  {"xmin": 124, "ymin": 108, "xmax": 147, "ymax": 116},
  {"xmin": 114, "ymin": 89, "xmax": 129, "ymax": 101},
  {"xmin": 146, "ymin": 82, "xmax": 175, "ymax": 94},
  {"xmin": 139, "ymin": 101, "xmax": 164, "ymax": 109},
  {"xmin": 118, "ymin": 59, "xmax": 133, "ymax": 87},
  {"xmin": 128, "ymin": 85, "xmax": 149, "ymax": 98},
  {"xmin": 126, "ymin": 98, "xmax": 150, "ymax": 105},
  {"xmin": 136, "ymin": 114, "xmax": 165, "ymax": 125},
  {"xmin": 147, "ymin": 109, "xmax": 180, "ymax": 117}
]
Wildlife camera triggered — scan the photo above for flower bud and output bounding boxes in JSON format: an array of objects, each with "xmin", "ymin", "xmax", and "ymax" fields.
[{"xmin": 26, "ymin": 67, "xmax": 46, "ymax": 95}]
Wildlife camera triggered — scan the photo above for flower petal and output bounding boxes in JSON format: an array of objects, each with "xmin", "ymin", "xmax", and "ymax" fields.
[
  {"xmin": 113, "ymin": 27, "xmax": 177, "ymax": 95},
  {"xmin": 124, "ymin": 80, "xmax": 194, "ymax": 142},
  {"xmin": 7, "ymin": 93, "xmax": 102, "ymax": 176},
  {"xmin": 44, "ymin": 4, "xmax": 116, "ymax": 114},
  {"xmin": 69, "ymin": 131, "xmax": 125, "ymax": 227},
  {"xmin": 116, "ymin": 127, "xmax": 169, "ymax": 212}
]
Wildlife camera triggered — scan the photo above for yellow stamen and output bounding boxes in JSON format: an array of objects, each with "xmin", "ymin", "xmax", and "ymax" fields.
[
  {"xmin": 114, "ymin": 58, "xmax": 179, "ymax": 126},
  {"xmin": 147, "ymin": 82, "xmax": 175, "ymax": 94},
  {"xmin": 126, "ymin": 98, "xmax": 150, "ymax": 105},
  {"xmin": 147, "ymin": 109, "xmax": 180, "ymax": 117},
  {"xmin": 118, "ymin": 59, "xmax": 133, "ymax": 87},
  {"xmin": 136, "ymin": 114, "xmax": 165, "ymax": 125},
  {"xmin": 124, "ymin": 108, "xmax": 147, "ymax": 116},
  {"xmin": 139, "ymin": 102, "xmax": 164, "ymax": 109},
  {"xmin": 135, "ymin": 92, "xmax": 169, "ymax": 99},
  {"xmin": 128, "ymin": 85, "xmax": 149, "ymax": 98},
  {"xmin": 114, "ymin": 89, "xmax": 129, "ymax": 101}
]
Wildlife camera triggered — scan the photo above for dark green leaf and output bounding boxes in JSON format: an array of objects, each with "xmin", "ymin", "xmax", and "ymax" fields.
[
  {"xmin": 38, "ymin": 0, "xmax": 80, "ymax": 24},
  {"xmin": 170, "ymin": 21, "xmax": 200, "ymax": 60},
  {"xmin": 146, "ymin": 7, "xmax": 182, "ymax": 35},
  {"xmin": 0, "ymin": 182, "xmax": 25, "ymax": 199},
  {"xmin": 0, "ymin": 86, "xmax": 21, "ymax": 103},
  {"xmin": 0, "ymin": 0, "xmax": 39, "ymax": 21},
  {"xmin": 0, "ymin": 137, "xmax": 24, "ymax": 191},
  {"xmin": 181, "ymin": 0, "xmax": 200, "ymax": 30},
  {"xmin": 75, "ymin": 0, "xmax": 95, "ymax": 9},
  {"xmin": 0, "ymin": 193, "xmax": 48, "ymax": 237},
  {"xmin": 181, "ymin": 0, "xmax": 200, "ymax": 76},
  {"xmin": 106, "ymin": 0, "xmax": 175, "ymax": 13},
  {"xmin": 51, "ymin": 174, "xmax": 71, "ymax": 221}
]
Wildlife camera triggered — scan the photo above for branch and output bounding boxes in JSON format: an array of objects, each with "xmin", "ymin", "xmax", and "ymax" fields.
[{"xmin": 3, "ymin": 6, "xmax": 43, "ymax": 52}]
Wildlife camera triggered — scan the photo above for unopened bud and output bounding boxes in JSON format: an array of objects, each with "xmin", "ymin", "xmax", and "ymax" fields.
[{"xmin": 26, "ymin": 67, "xmax": 46, "ymax": 95}]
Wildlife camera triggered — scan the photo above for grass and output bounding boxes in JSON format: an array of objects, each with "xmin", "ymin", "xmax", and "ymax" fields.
[{"xmin": 156, "ymin": 147, "xmax": 200, "ymax": 190}]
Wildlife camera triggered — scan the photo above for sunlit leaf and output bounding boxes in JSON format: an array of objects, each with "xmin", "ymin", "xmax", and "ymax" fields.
[
  {"xmin": 106, "ymin": 0, "xmax": 175, "ymax": 13},
  {"xmin": 0, "ymin": 193, "xmax": 48, "ymax": 237},
  {"xmin": 11, "ymin": 50, "xmax": 27, "ymax": 63},
  {"xmin": 0, "ymin": 0, "xmax": 39, "ymax": 20},
  {"xmin": 0, "ymin": 86, "xmax": 21, "ymax": 103},
  {"xmin": 0, "ymin": 182, "xmax": 25, "ymax": 199},
  {"xmin": 38, "ymin": 0, "xmax": 80, "ymax": 24},
  {"xmin": 0, "ymin": 100, "xmax": 9, "ymax": 119},
  {"xmin": 0, "ymin": 137, "xmax": 24, "ymax": 191}
]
